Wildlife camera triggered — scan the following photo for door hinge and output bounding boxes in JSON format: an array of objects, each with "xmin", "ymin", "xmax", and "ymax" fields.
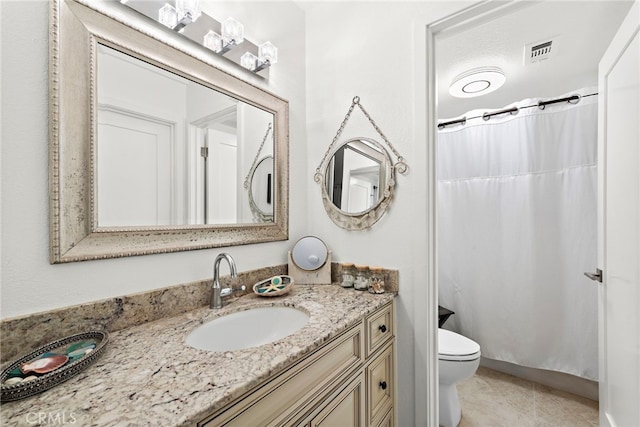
[
  {"xmin": 200, "ymin": 147, "xmax": 209, "ymax": 158},
  {"xmin": 584, "ymin": 268, "xmax": 603, "ymax": 283}
]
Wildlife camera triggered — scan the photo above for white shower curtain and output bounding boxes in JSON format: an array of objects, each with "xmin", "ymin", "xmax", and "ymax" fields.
[{"xmin": 437, "ymin": 88, "xmax": 598, "ymax": 380}]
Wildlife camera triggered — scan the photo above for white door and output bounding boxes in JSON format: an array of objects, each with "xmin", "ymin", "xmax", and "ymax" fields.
[
  {"xmin": 595, "ymin": 2, "xmax": 640, "ymax": 426},
  {"xmin": 97, "ymin": 109, "xmax": 174, "ymax": 227},
  {"xmin": 207, "ymin": 128, "xmax": 238, "ymax": 224}
]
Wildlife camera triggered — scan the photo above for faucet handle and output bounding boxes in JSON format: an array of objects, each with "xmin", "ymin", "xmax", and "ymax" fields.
[{"xmin": 220, "ymin": 284, "xmax": 246, "ymax": 298}]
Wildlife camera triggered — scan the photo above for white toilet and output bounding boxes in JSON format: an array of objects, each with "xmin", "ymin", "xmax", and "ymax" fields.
[{"xmin": 438, "ymin": 328, "xmax": 481, "ymax": 427}]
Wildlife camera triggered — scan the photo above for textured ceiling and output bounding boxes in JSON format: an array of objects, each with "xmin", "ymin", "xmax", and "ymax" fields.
[{"xmin": 436, "ymin": 0, "xmax": 634, "ymax": 119}]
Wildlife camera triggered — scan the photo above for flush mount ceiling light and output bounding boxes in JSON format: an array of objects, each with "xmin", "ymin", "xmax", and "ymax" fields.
[{"xmin": 449, "ymin": 67, "xmax": 506, "ymax": 98}]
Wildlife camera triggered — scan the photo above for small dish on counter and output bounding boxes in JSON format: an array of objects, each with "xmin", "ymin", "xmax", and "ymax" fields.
[
  {"xmin": 253, "ymin": 275, "xmax": 294, "ymax": 297},
  {"xmin": 1, "ymin": 330, "xmax": 108, "ymax": 402}
]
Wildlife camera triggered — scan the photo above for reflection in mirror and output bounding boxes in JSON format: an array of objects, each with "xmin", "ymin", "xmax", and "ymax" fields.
[
  {"xmin": 96, "ymin": 44, "xmax": 274, "ymax": 228},
  {"xmin": 248, "ymin": 156, "xmax": 274, "ymax": 222},
  {"xmin": 317, "ymin": 137, "xmax": 397, "ymax": 230},
  {"xmin": 325, "ymin": 139, "xmax": 387, "ymax": 214}
]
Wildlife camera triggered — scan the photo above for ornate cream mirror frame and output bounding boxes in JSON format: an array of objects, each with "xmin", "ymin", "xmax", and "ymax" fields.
[
  {"xmin": 49, "ymin": 0, "xmax": 289, "ymax": 263},
  {"xmin": 314, "ymin": 97, "xmax": 408, "ymax": 230}
]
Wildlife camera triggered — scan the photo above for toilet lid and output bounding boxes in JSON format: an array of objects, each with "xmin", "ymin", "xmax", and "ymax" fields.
[{"xmin": 438, "ymin": 329, "xmax": 481, "ymax": 361}]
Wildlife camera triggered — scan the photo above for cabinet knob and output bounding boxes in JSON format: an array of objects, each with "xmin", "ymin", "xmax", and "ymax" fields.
[
  {"xmin": 378, "ymin": 324, "xmax": 387, "ymax": 333},
  {"xmin": 379, "ymin": 381, "xmax": 387, "ymax": 390}
]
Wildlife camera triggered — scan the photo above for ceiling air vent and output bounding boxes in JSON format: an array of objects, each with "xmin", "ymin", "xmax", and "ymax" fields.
[{"xmin": 524, "ymin": 37, "xmax": 559, "ymax": 65}]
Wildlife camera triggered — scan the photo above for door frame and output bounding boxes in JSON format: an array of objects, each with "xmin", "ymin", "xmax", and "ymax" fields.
[
  {"xmin": 420, "ymin": 1, "xmax": 543, "ymax": 425},
  {"xmin": 596, "ymin": 1, "xmax": 640, "ymax": 424}
]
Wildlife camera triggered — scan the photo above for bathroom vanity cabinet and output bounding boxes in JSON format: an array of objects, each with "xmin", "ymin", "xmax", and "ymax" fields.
[
  {"xmin": 198, "ymin": 302, "xmax": 395, "ymax": 427},
  {"xmin": 1, "ymin": 285, "xmax": 397, "ymax": 426}
]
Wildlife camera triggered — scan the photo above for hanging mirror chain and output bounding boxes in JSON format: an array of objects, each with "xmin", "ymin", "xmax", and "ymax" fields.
[
  {"xmin": 314, "ymin": 96, "xmax": 408, "ymax": 184},
  {"xmin": 244, "ymin": 123, "xmax": 272, "ymax": 189}
]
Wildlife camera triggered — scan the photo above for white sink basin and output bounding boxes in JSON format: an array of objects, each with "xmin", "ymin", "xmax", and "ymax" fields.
[{"xmin": 185, "ymin": 306, "xmax": 309, "ymax": 351}]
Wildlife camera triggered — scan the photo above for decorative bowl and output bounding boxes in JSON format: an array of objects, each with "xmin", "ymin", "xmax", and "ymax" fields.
[
  {"xmin": 1, "ymin": 331, "xmax": 109, "ymax": 402},
  {"xmin": 253, "ymin": 275, "xmax": 294, "ymax": 297}
]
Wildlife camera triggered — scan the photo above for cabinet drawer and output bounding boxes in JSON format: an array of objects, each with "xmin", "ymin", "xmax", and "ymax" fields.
[
  {"xmin": 200, "ymin": 322, "xmax": 364, "ymax": 426},
  {"xmin": 367, "ymin": 343, "xmax": 394, "ymax": 426},
  {"xmin": 365, "ymin": 302, "xmax": 393, "ymax": 356}
]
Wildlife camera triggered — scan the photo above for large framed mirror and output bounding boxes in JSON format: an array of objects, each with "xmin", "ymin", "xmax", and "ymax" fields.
[{"xmin": 49, "ymin": 0, "xmax": 289, "ymax": 263}]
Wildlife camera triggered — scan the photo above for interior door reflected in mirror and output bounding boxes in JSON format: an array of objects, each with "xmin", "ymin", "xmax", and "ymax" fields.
[
  {"xmin": 96, "ymin": 44, "xmax": 274, "ymax": 228},
  {"xmin": 325, "ymin": 139, "xmax": 387, "ymax": 214}
]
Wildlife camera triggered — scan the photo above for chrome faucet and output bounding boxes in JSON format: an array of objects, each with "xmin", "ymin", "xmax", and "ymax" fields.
[{"xmin": 211, "ymin": 253, "xmax": 245, "ymax": 309}]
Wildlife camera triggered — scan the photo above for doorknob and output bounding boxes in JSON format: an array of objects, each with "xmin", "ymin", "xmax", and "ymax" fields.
[{"xmin": 584, "ymin": 268, "xmax": 603, "ymax": 283}]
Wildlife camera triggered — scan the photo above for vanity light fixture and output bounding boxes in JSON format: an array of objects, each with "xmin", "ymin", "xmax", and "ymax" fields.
[
  {"xmin": 449, "ymin": 67, "xmax": 506, "ymax": 98},
  {"xmin": 158, "ymin": 0, "xmax": 201, "ymax": 32},
  {"xmin": 203, "ymin": 17, "xmax": 245, "ymax": 55},
  {"xmin": 241, "ymin": 42, "xmax": 278, "ymax": 72},
  {"xmin": 131, "ymin": 1, "xmax": 271, "ymax": 75},
  {"xmin": 158, "ymin": 4, "xmax": 178, "ymax": 30}
]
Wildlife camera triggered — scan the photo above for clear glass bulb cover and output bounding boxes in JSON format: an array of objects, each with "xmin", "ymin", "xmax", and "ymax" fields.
[
  {"xmin": 222, "ymin": 18, "xmax": 244, "ymax": 44},
  {"xmin": 241, "ymin": 52, "xmax": 258, "ymax": 71},
  {"xmin": 176, "ymin": 0, "xmax": 201, "ymax": 22},
  {"xmin": 258, "ymin": 42, "xmax": 278, "ymax": 65},
  {"xmin": 158, "ymin": 4, "xmax": 178, "ymax": 29},
  {"xmin": 203, "ymin": 31, "xmax": 223, "ymax": 53}
]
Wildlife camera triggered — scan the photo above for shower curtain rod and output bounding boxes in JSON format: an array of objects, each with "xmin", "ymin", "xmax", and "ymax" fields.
[{"xmin": 437, "ymin": 92, "xmax": 598, "ymax": 130}]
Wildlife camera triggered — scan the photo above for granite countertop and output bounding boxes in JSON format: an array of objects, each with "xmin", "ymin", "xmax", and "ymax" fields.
[{"xmin": 0, "ymin": 285, "xmax": 395, "ymax": 426}]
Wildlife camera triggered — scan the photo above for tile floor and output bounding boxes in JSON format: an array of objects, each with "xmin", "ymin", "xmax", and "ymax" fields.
[{"xmin": 457, "ymin": 366, "xmax": 599, "ymax": 427}]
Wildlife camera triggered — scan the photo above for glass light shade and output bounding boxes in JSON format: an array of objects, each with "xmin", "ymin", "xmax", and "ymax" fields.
[
  {"xmin": 176, "ymin": 0, "xmax": 201, "ymax": 22},
  {"xmin": 241, "ymin": 52, "xmax": 258, "ymax": 71},
  {"xmin": 222, "ymin": 18, "xmax": 244, "ymax": 45},
  {"xmin": 258, "ymin": 42, "xmax": 278, "ymax": 65},
  {"xmin": 158, "ymin": 4, "xmax": 178, "ymax": 29},
  {"xmin": 203, "ymin": 31, "xmax": 223, "ymax": 53}
]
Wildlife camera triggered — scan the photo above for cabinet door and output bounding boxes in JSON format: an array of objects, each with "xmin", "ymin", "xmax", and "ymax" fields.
[
  {"xmin": 310, "ymin": 373, "xmax": 366, "ymax": 427},
  {"xmin": 376, "ymin": 409, "xmax": 394, "ymax": 427},
  {"xmin": 367, "ymin": 344, "xmax": 394, "ymax": 426},
  {"xmin": 200, "ymin": 324, "xmax": 363, "ymax": 427}
]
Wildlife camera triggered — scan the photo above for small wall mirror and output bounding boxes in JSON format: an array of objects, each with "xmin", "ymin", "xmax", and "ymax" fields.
[
  {"xmin": 314, "ymin": 97, "xmax": 407, "ymax": 230},
  {"xmin": 50, "ymin": 0, "xmax": 289, "ymax": 262},
  {"xmin": 318, "ymin": 137, "xmax": 400, "ymax": 230}
]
